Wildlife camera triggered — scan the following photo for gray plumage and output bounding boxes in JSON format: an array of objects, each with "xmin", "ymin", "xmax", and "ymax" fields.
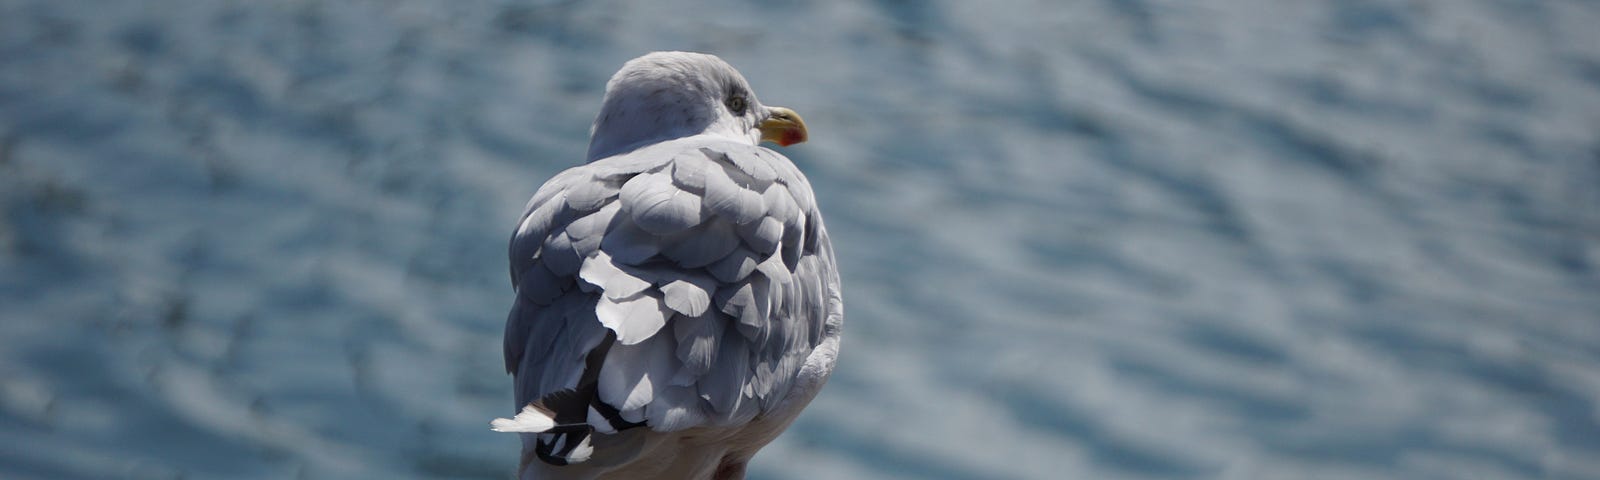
[{"xmin": 495, "ymin": 52, "xmax": 842, "ymax": 480}]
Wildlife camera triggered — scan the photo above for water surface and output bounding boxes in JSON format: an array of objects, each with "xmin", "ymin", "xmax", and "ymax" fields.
[{"xmin": 2, "ymin": 1, "xmax": 1598, "ymax": 478}]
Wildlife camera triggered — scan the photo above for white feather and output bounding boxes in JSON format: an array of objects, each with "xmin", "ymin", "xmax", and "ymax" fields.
[
  {"xmin": 489, "ymin": 404, "xmax": 556, "ymax": 433},
  {"xmin": 567, "ymin": 435, "xmax": 594, "ymax": 463},
  {"xmin": 579, "ymin": 251, "xmax": 652, "ymax": 299},
  {"xmin": 595, "ymin": 291, "xmax": 669, "ymax": 345},
  {"xmin": 660, "ymin": 278, "xmax": 713, "ymax": 317}
]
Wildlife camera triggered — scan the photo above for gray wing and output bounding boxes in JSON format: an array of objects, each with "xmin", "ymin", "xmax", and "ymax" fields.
[{"xmin": 503, "ymin": 135, "xmax": 835, "ymax": 462}]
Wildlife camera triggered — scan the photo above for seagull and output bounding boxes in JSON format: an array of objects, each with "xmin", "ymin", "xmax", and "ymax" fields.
[{"xmin": 493, "ymin": 51, "xmax": 843, "ymax": 480}]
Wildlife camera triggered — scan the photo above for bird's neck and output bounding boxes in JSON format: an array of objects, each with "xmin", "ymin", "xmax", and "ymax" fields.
[
  {"xmin": 585, "ymin": 85, "xmax": 721, "ymax": 161},
  {"xmin": 586, "ymin": 116, "xmax": 706, "ymax": 162}
]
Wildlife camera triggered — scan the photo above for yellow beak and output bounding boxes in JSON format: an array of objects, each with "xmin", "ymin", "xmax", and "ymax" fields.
[{"xmin": 759, "ymin": 106, "xmax": 808, "ymax": 147}]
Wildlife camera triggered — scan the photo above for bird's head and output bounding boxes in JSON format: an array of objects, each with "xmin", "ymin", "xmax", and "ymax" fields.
[{"xmin": 586, "ymin": 51, "xmax": 807, "ymax": 161}]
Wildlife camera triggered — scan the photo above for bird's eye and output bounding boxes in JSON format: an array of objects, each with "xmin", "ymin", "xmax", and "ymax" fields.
[{"xmin": 725, "ymin": 95, "xmax": 748, "ymax": 116}]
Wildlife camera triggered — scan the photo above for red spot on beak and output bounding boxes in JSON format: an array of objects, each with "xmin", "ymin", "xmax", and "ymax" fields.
[{"xmin": 760, "ymin": 107, "xmax": 808, "ymax": 147}]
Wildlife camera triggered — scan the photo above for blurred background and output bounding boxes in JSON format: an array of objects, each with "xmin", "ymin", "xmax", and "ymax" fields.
[{"xmin": 2, "ymin": 0, "xmax": 1599, "ymax": 478}]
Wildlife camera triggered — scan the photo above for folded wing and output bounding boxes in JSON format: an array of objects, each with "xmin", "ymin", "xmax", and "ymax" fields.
[{"xmin": 500, "ymin": 136, "xmax": 835, "ymax": 465}]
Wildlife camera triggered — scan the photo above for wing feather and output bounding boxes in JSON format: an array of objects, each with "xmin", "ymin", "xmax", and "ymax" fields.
[
  {"xmin": 707, "ymin": 246, "xmax": 760, "ymax": 283},
  {"xmin": 598, "ymin": 219, "xmax": 660, "ymax": 265},
  {"xmin": 756, "ymin": 252, "xmax": 793, "ymax": 286},
  {"xmin": 515, "ymin": 262, "xmax": 567, "ymax": 306},
  {"xmin": 698, "ymin": 331, "xmax": 756, "ymax": 424},
  {"xmin": 564, "ymin": 175, "xmax": 618, "ymax": 212},
  {"xmin": 541, "ymin": 232, "xmax": 582, "ymax": 277},
  {"xmin": 579, "ymin": 251, "xmax": 652, "ymax": 299},
  {"xmin": 736, "ymin": 216, "xmax": 784, "ymax": 255},
  {"xmin": 622, "ymin": 172, "xmax": 703, "ymax": 235},
  {"xmin": 661, "ymin": 219, "xmax": 739, "ymax": 268},
  {"xmin": 707, "ymin": 147, "xmax": 778, "ymax": 185},
  {"xmin": 595, "ymin": 290, "xmax": 670, "ymax": 345},
  {"xmin": 645, "ymin": 384, "xmax": 706, "ymax": 432},
  {"xmin": 670, "ymin": 151, "xmax": 711, "ymax": 192},
  {"xmin": 671, "ymin": 311, "xmax": 722, "ymax": 377},
  {"xmin": 762, "ymin": 183, "xmax": 801, "ymax": 233},
  {"xmin": 597, "ymin": 332, "xmax": 676, "ymax": 423},
  {"xmin": 702, "ymin": 156, "xmax": 766, "ymax": 224},
  {"xmin": 660, "ymin": 275, "xmax": 715, "ymax": 317},
  {"xmin": 503, "ymin": 135, "xmax": 840, "ymax": 461},
  {"xmin": 528, "ymin": 296, "xmax": 607, "ymax": 400}
]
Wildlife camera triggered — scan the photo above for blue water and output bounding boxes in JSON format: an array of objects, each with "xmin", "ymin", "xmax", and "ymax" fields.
[{"xmin": 2, "ymin": 1, "xmax": 1598, "ymax": 479}]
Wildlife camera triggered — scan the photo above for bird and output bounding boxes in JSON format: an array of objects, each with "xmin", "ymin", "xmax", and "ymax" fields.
[{"xmin": 491, "ymin": 51, "xmax": 843, "ymax": 480}]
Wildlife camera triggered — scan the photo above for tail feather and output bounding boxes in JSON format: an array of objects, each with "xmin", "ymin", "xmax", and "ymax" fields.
[
  {"xmin": 490, "ymin": 403, "xmax": 559, "ymax": 433},
  {"xmin": 498, "ymin": 331, "xmax": 646, "ymax": 466}
]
